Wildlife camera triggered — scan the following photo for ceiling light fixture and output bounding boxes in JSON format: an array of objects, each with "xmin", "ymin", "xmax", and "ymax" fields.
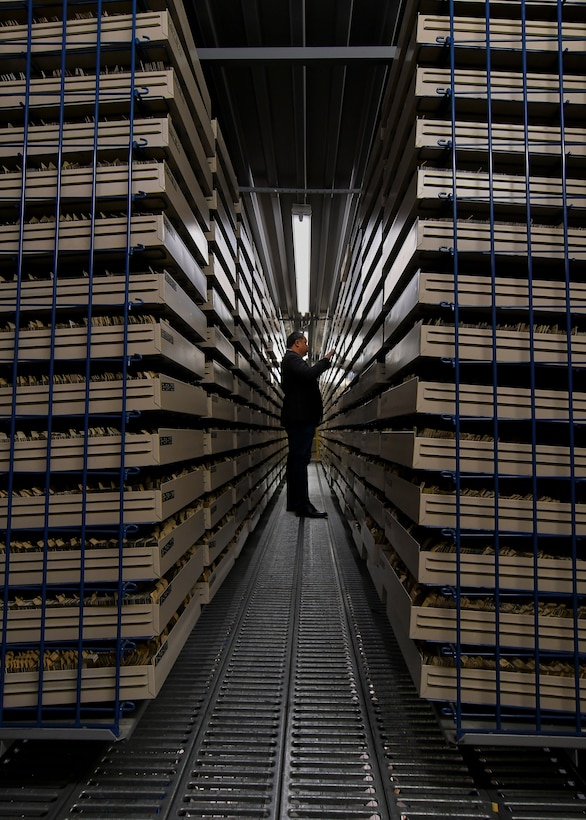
[{"xmin": 292, "ymin": 204, "xmax": 312, "ymax": 316}]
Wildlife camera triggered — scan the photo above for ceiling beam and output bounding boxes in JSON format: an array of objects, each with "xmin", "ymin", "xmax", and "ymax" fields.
[
  {"xmin": 197, "ymin": 46, "xmax": 397, "ymax": 62},
  {"xmin": 239, "ymin": 187, "xmax": 361, "ymax": 194}
]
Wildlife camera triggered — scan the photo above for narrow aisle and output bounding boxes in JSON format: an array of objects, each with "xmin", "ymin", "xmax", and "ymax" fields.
[
  {"xmin": 64, "ymin": 463, "xmax": 492, "ymax": 819},
  {"xmin": 2, "ymin": 465, "xmax": 585, "ymax": 819}
]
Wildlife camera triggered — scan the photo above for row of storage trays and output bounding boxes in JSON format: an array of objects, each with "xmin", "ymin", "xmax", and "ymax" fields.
[
  {"xmin": 318, "ymin": 1, "xmax": 586, "ymax": 737},
  {"xmin": 325, "ymin": 436, "xmax": 585, "ymax": 537},
  {"xmin": 325, "ymin": 453, "xmax": 586, "ymax": 716},
  {"xmin": 0, "ymin": 454, "xmax": 284, "ymax": 707},
  {"xmin": 1, "ymin": 433, "xmax": 285, "ymax": 526},
  {"xmin": 0, "ymin": 0, "xmax": 288, "ymax": 734},
  {"xmin": 0, "ymin": 9, "xmax": 214, "ymax": 168}
]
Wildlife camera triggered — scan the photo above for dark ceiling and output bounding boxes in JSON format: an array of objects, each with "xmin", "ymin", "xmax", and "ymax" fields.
[{"xmin": 184, "ymin": 0, "xmax": 405, "ymax": 338}]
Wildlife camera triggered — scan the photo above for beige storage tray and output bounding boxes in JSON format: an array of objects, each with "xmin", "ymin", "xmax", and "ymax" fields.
[
  {"xmin": 0, "ymin": 589, "xmax": 202, "ymax": 707},
  {"xmin": 416, "ymin": 168, "xmax": 583, "ymax": 213},
  {"xmin": 206, "ymin": 222, "xmax": 237, "ymax": 284},
  {"xmin": 417, "ymin": 14, "xmax": 584, "ymax": 53},
  {"xmin": 362, "ymin": 459, "xmax": 386, "ymax": 493},
  {"xmin": 207, "ymin": 183, "xmax": 239, "ymax": 261},
  {"xmin": 0, "ymin": 374, "xmax": 208, "ymax": 419},
  {"xmin": 208, "ymin": 190, "xmax": 237, "ymax": 254},
  {"xmin": 232, "ymin": 379, "xmax": 253, "ymax": 402},
  {"xmin": 232, "ymin": 522, "xmax": 249, "ymax": 558},
  {"xmin": 0, "ymin": 212, "xmax": 207, "ymax": 283},
  {"xmin": 0, "ymin": 162, "xmax": 208, "ymax": 264},
  {"xmin": 0, "ymin": 272, "xmax": 208, "ymax": 337},
  {"xmin": 234, "ymin": 451, "xmax": 251, "ymax": 474},
  {"xmin": 417, "ymin": 653, "xmax": 586, "ymax": 714},
  {"xmin": 386, "ymin": 472, "xmax": 586, "ymax": 536},
  {"xmin": 386, "ymin": 585, "xmax": 586, "ymax": 714},
  {"xmin": 0, "ymin": 468, "xmax": 206, "ymax": 529},
  {"xmin": 421, "ymin": 0, "xmax": 578, "ymax": 10},
  {"xmin": 0, "ymin": 319, "xmax": 206, "ymax": 379},
  {"xmin": 360, "ymin": 520, "xmax": 383, "ymax": 566},
  {"xmin": 203, "ymin": 360, "xmax": 234, "ymax": 393},
  {"xmin": 0, "ymin": 70, "xmax": 210, "ymax": 173},
  {"xmin": 196, "ymin": 544, "xmax": 237, "ymax": 605},
  {"xmin": 201, "ymin": 515, "xmax": 237, "ymax": 566},
  {"xmin": 385, "ymin": 322, "xmax": 586, "ymax": 381},
  {"xmin": 234, "ymin": 430, "xmax": 252, "ymax": 449},
  {"xmin": 200, "ymin": 325, "xmax": 236, "ymax": 367},
  {"xmin": 235, "ymin": 280, "xmax": 254, "ymax": 323},
  {"xmin": 204, "ymin": 486, "xmax": 234, "ymax": 531},
  {"xmin": 0, "ymin": 429, "xmax": 206, "ymax": 473},
  {"xmin": 0, "ymin": 546, "xmax": 204, "ymax": 644},
  {"xmin": 385, "ymin": 556, "xmax": 586, "ymax": 652},
  {"xmin": 203, "ymin": 287, "xmax": 236, "ymax": 337},
  {"xmin": 232, "ymin": 473, "xmax": 250, "ymax": 505},
  {"xmin": 0, "ymin": 507, "xmax": 206, "ymax": 587},
  {"xmin": 0, "ymin": 11, "xmax": 214, "ymax": 154},
  {"xmin": 381, "ymin": 430, "xmax": 586, "ymax": 477},
  {"xmin": 203, "ymin": 430, "xmax": 237, "ymax": 456},
  {"xmin": 204, "ymin": 459, "xmax": 237, "ymax": 493},
  {"xmin": 202, "ymin": 288, "xmax": 237, "ymax": 341},
  {"xmin": 205, "ymin": 394, "xmax": 236, "ymax": 423},
  {"xmin": 206, "ymin": 254, "xmax": 236, "ymax": 311},
  {"xmin": 415, "ymin": 67, "xmax": 585, "ymax": 108},
  {"xmin": 410, "ymin": 270, "xmax": 586, "ymax": 314},
  {"xmin": 384, "ymin": 507, "xmax": 586, "ymax": 594},
  {"xmin": 145, "ymin": 0, "xmax": 212, "ymax": 117},
  {"xmin": 210, "ymin": 119, "xmax": 239, "ymax": 203},
  {"xmin": 378, "ymin": 376, "xmax": 586, "ymax": 423},
  {"xmin": 415, "ymin": 118, "xmax": 586, "ymax": 161},
  {"xmin": 357, "ymin": 362, "xmax": 387, "ymax": 396},
  {"xmin": 383, "ymin": 221, "xmax": 586, "ymax": 302},
  {"xmin": 0, "ymin": 115, "xmax": 213, "ymax": 203},
  {"xmin": 248, "ymin": 447, "xmax": 268, "ymax": 470}
]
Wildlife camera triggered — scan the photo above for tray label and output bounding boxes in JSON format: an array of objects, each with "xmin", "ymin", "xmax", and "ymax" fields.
[
  {"xmin": 161, "ymin": 536, "xmax": 174, "ymax": 556},
  {"xmin": 154, "ymin": 641, "xmax": 168, "ymax": 666},
  {"xmin": 159, "ymin": 582, "xmax": 172, "ymax": 605}
]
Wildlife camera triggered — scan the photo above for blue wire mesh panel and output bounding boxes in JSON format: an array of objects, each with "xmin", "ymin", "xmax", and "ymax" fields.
[
  {"xmin": 443, "ymin": 0, "xmax": 586, "ymax": 742},
  {"xmin": 0, "ymin": 0, "xmax": 142, "ymax": 737}
]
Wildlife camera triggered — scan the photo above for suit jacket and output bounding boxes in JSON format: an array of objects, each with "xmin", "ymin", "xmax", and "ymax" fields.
[{"xmin": 280, "ymin": 349, "xmax": 331, "ymax": 428}]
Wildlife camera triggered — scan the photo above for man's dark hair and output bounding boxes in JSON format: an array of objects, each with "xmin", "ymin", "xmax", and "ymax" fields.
[{"xmin": 286, "ymin": 330, "xmax": 305, "ymax": 348}]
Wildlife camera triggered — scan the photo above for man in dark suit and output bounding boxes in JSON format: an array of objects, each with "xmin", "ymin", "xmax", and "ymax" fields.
[{"xmin": 280, "ymin": 330, "xmax": 335, "ymax": 518}]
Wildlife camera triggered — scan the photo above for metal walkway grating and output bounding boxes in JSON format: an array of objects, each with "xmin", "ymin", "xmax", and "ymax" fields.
[{"xmin": 1, "ymin": 465, "xmax": 586, "ymax": 818}]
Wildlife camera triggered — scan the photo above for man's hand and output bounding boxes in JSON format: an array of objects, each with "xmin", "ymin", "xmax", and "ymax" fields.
[{"xmin": 325, "ymin": 350, "xmax": 335, "ymax": 360}]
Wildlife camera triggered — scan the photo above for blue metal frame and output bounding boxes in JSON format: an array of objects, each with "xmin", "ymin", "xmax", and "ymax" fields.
[
  {"xmin": 447, "ymin": 0, "xmax": 585, "ymax": 742},
  {"xmin": 0, "ymin": 0, "xmax": 141, "ymax": 738}
]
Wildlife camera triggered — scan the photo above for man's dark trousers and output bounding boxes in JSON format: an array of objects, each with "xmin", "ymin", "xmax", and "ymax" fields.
[{"xmin": 285, "ymin": 425, "xmax": 315, "ymax": 510}]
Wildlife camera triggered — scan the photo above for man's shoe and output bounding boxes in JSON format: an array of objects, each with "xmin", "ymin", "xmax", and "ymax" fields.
[{"xmin": 296, "ymin": 503, "xmax": 327, "ymax": 519}]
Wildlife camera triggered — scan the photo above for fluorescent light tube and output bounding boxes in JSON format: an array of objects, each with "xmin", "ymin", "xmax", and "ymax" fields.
[{"xmin": 292, "ymin": 204, "xmax": 311, "ymax": 315}]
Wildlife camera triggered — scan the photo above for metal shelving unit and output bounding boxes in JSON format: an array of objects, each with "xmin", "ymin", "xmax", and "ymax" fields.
[
  {"xmin": 0, "ymin": 0, "xmax": 286, "ymax": 739},
  {"xmin": 321, "ymin": 0, "xmax": 586, "ymax": 746}
]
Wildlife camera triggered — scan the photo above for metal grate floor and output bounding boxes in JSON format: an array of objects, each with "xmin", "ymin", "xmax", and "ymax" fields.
[{"xmin": 1, "ymin": 464, "xmax": 586, "ymax": 818}]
